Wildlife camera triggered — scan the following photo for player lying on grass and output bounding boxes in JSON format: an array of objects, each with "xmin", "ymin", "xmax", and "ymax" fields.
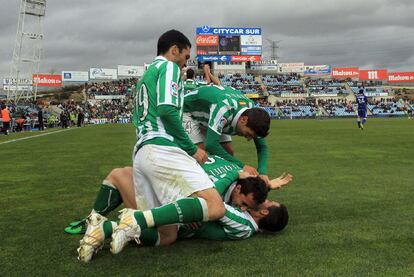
[
  {"xmin": 76, "ymin": 164, "xmax": 290, "ymax": 262},
  {"xmin": 183, "ymin": 85, "xmax": 271, "ymax": 183},
  {"xmin": 65, "ymin": 155, "xmax": 272, "ymax": 234},
  {"xmin": 69, "ymin": 156, "xmax": 291, "ymax": 262}
]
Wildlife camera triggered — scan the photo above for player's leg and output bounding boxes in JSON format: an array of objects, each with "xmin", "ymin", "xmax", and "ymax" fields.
[
  {"xmin": 105, "ymin": 167, "xmax": 136, "ymax": 209},
  {"xmin": 77, "ymin": 167, "xmax": 138, "ymax": 262},
  {"xmin": 68, "ymin": 167, "xmax": 137, "ymax": 235},
  {"xmin": 111, "ymin": 144, "xmax": 225, "ymax": 254},
  {"xmin": 357, "ymin": 110, "xmax": 362, "ymax": 129},
  {"xmin": 65, "ymin": 167, "xmax": 128, "ymax": 235}
]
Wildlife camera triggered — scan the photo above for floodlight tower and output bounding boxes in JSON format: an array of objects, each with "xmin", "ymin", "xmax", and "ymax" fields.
[
  {"xmin": 8, "ymin": 0, "xmax": 46, "ymax": 102},
  {"xmin": 266, "ymin": 39, "xmax": 281, "ymax": 61}
]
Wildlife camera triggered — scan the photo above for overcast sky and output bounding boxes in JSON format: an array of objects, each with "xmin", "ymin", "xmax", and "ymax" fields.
[{"xmin": 1, "ymin": 0, "xmax": 413, "ymax": 79}]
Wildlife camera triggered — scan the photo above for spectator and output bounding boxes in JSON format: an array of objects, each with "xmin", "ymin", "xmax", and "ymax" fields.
[
  {"xmin": 38, "ymin": 106, "xmax": 44, "ymax": 131},
  {"xmin": 1, "ymin": 103, "xmax": 11, "ymax": 135}
]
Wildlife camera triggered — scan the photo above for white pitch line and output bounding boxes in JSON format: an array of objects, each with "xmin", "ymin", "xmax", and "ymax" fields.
[{"xmin": 0, "ymin": 128, "xmax": 76, "ymax": 146}]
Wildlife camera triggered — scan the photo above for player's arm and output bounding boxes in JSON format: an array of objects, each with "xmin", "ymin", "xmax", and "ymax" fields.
[
  {"xmin": 156, "ymin": 62, "xmax": 198, "ymax": 156},
  {"xmin": 203, "ymin": 64, "xmax": 221, "ymax": 85},
  {"xmin": 254, "ymin": 137, "xmax": 269, "ymax": 179}
]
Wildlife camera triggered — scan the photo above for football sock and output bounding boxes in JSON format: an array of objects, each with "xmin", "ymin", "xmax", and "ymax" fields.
[
  {"xmin": 134, "ymin": 197, "xmax": 208, "ymax": 230},
  {"xmin": 103, "ymin": 220, "xmax": 118, "ymax": 239},
  {"xmin": 362, "ymin": 118, "xmax": 366, "ymax": 125},
  {"xmin": 139, "ymin": 229, "xmax": 161, "ymax": 246},
  {"xmin": 357, "ymin": 121, "xmax": 361, "ymax": 128},
  {"xmin": 93, "ymin": 181, "xmax": 123, "ymax": 216}
]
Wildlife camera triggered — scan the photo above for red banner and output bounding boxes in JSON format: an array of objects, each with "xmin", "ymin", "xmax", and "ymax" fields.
[
  {"xmin": 196, "ymin": 35, "xmax": 219, "ymax": 46},
  {"xmin": 33, "ymin": 74, "xmax": 62, "ymax": 87},
  {"xmin": 359, "ymin": 70, "xmax": 388, "ymax": 81},
  {"xmin": 231, "ymin": 55, "xmax": 261, "ymax": 62},
  {"xmin": 388, "ymin": 72, "xmax": 414, "ymax": 83},
  {"xmin": 332, "ymin": 67, "xmax": 359, "ymax": 78}
]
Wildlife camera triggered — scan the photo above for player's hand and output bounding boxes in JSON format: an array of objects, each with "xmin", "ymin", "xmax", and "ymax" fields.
[
  {"xmin": 203, "ymin": 64, "xmax": 211, "ymax": 73},
  {"xmin": 238, "ymin": 170, "xmax": 255, "ymax": 179},
  {"xmin": 193, "ymin": 147, "xmax": 208, "ymax": 164},
  {"xmin": 269, "ymin": 172, "xmax": 293, "ymax": 190},
  {"xmin": 243, "ymin": 165, "xmax": 259, "ymax": 176},
  {"xmin": 186, "ymin": 222, "xmax": 202, "ymax": 230},
  {"xmin": 259, "ymin": 174, "xmax": 270, "ymax": 186}
]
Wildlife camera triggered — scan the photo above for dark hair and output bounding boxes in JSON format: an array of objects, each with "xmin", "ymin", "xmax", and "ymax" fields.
[
  {"xmin": 186, "ymin": 68, "xmax": 195, "ymax": 79},
  {"xmin": 157, "ymin": 29, "xmax": 192, "ymax": 56},
  {"xmin": 238, "ymin": 177, "xmax": 268, "ymax": 205},
  {"xmin": 359, "ymin": 89, "xmax": 364, "ymax": 94},
  {"xmin": 241, "ymin": 108, "xmax": 270, "ymax": 138},
  {"xmin": 258, "ymin": 204, "xmax": 289, "ymax": 232}
]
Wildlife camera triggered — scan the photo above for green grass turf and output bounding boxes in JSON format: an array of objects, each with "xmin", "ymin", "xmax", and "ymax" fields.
[{"xmin": 0, "ymin": 118, "xmax": 413, "ymax": 276}]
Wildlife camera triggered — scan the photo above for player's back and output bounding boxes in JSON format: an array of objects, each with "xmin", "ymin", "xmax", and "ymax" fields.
[
  {"xmin": 356, "ymin": 94, "xmax": 367, "ymax": 110},
  {"xmin": 133, "ymin": 57, "xmax": 182, "ymax": 146}
]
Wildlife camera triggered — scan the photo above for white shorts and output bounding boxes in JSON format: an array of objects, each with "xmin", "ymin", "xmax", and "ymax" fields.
[
  {"xmin": 182, "ymin": 113, "xmax": 232, "ymax": 145},
  {"xmin": 133, "ymin": 144, "xmax": 214, "ymax": 210}
]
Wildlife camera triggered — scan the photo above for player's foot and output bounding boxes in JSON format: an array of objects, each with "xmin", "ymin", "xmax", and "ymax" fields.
[
  {"xmin": 110, "ymin": 208, "xmax": 141, "ymax": 255},
  {"xmin": 360, "ymin": 123, "xmax": 364, "ymax": 130},
  {"xmin": 77, "ymin": 211, "xmax": 107, "ymax": 263},
  {"xmin": 64, "ymin": 219, "xmax": 87, "ymax": 235}
]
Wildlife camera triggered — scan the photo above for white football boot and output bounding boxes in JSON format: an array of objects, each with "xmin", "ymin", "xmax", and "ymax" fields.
[
  {"xmin": 110, "ymin": 208, "xmax": 141, "ymax": 254},
  {"xmin": 77, "ymin": 210, "xmax": 107, "ymax": 262}
]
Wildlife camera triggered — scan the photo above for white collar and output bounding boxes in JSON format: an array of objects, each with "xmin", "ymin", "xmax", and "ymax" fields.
[
  {"xmin": 231, "ymin": 107, "xmax": 249, "ymax": 131},
  {"xmin": 224, "ymin": 182, "xmax": 237, "ymax": 203}
]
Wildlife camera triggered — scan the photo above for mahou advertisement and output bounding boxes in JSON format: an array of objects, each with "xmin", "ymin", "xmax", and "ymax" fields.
[
  {"xmin": 388, "ymin": 72, "xmax": 414, "ymax": 83},
  {"xmin": 332, "ymin": 67, "xmax": 359, "ymax": 78},
  {"xmin": 32, "ymin": 74, "xmax": 62, "ymax": 87}
]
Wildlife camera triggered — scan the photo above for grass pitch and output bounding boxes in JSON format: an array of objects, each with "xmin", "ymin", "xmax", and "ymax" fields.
[{"xmin": 0, "ymin": 118, "xmax": 413, "ymax": 276}]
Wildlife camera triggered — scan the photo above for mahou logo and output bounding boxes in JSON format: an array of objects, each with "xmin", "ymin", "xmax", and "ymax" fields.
[
  {"xmin": 196, "ymin": 35, "xmax": 218, "ymax": 46},
  {"xmin": 332, "ymin": 67, "xmax": 359, "ymax": 78}
]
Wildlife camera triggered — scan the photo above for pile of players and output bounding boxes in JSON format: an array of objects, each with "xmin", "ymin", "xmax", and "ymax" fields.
[{"xmin": 65, "ymin": 30, "xmax": 292, "ymax": 263}]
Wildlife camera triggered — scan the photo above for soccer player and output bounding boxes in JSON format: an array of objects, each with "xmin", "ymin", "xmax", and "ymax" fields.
[
  {"xmin": 131, "ymin": 30, "xmax": 226, "ymax": 242},
  {"xmin": 75, "ymin": 158, "xmax": 291, "ymax": 262},
  {"xmin": 356, "ymin": 88, "xmax": 368, "ymax": 130},
  {"xmin": 183, "ymin": 85, "xmax": 271, "ymax": 182}
]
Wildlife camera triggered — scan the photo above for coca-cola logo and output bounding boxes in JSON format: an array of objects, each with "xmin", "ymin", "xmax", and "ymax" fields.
[{"xmin": 196, "ymin": 35, "xmax": 218, "ymax": 46}]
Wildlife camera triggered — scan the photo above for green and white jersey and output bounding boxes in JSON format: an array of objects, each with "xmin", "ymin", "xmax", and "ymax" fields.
[
  {"xmin": 177, "ymin": 155, "xmax": 259, "ymax": 241},
  {"xmin": 183, "ymin": 79, "xmax": 207, "ymax": 95},
  {"xmin": 184, "ymin": 85, "xmax": 254, "ymax": 136},
  {"xmin": 201, "ymin": 155, "xmax": 240, "ymax": 199},
  {"xmin": 219, "ymin": 204, "xmax": 259, "ymax": 239},
  {"xmin": 133, "ymin": 56, "xmax": 184, "ymax": 148},
  {"xmin": 177, "ymin": 203, "xmax": 258, "ymax": 241}
]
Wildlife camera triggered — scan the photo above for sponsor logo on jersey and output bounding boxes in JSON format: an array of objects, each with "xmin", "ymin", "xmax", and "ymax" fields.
[
  {"xmin": 170, "ymin": 81, "xmax": 179, "ymax": 97},
  {"xmin": 217, "ymin": 117, "xmax": 228, "ymax": 133},
  {"xmin": 238, "ymin": 101, "xmax": 247, "ymax": 106}
]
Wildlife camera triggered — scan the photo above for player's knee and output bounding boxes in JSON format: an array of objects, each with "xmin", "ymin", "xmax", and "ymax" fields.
[{"xmin": 105, "ymin": 168, "xmax": 122, "ymax": 185}]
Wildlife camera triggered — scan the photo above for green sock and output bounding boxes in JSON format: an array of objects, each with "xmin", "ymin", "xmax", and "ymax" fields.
[
  {"xmin": 139, "ymin": 229, "xmax": 160, "ymax": 246},
  {"xmin": 93, "ymin": 181, "xmax": 123, "ymax": 216},
  {"xmin": 103, "ymin": 220, "xmax": 117, "ymax": 239},
  {"xmin": 133, "ymin": 197, "xmax": 208, "ymax": 231}
]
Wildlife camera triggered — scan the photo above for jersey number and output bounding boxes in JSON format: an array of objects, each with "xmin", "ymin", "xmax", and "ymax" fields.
[{"xmin": 136, "ymin": 84, "xmax": 149, "ymax": 121}]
